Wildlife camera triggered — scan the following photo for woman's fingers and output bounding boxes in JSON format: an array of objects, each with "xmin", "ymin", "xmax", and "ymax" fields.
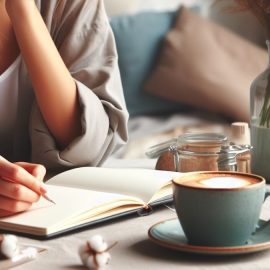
[
  {"xmin": 0, "ymin": 196, "xmax": 32, "ymax": 213},
  {"xmin": 0, "ymin": 158, "xmax": 43, "ymax": 195},
  {"xmin": 0, "ymin": 209, "xmax": 15, "ymax": 217},
  {"xmin": 14, "ymin": 162, "xmax": 46, "ymax": 182},
  {"xmin": 0, "ymin": 156, "xmax": 46, "ymax": 217},
  {"xmin": 0, "ymin": 179, "xmax": 40, "ymax": 203}
]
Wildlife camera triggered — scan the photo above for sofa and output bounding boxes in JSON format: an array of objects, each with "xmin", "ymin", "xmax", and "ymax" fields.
[{"xmin": 102, "ymin": 0, "xmax": 267, "ymax": 164}]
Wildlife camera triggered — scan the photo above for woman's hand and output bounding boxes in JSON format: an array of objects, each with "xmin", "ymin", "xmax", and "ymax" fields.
[{"xmin": 0, "ymin": 156, "xmax": 46, "ymax": 217}]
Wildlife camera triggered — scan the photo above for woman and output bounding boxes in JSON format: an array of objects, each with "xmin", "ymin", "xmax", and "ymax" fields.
[{"xmin": 0, "ymin": 0, "xmax": 128, "ymax": 216}]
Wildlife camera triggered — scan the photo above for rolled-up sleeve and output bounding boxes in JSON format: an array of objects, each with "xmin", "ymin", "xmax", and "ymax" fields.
[{"xmin": 30, "ymin": 0, "xmax": 128, "ymax": 169}]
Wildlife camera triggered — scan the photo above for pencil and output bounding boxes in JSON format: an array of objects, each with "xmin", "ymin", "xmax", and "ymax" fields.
[{"xmin": 42, "ymin": 193, "xmax": 56, "ymax": 204}]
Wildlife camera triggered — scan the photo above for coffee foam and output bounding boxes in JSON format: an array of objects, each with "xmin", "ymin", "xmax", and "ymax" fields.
[
  {"xmin": 179, "ymin": 173, "xmax": 259, "ymax": 189},
  {"xmin": 200, "ymin": 177, "xmax": 251, "ymax": 188}
]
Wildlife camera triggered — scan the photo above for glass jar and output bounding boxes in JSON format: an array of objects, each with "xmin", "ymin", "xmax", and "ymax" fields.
[
  {"xmin": 175, "ymin": 133, "xmax": 227, "ymax": 172},
  {"xmin": 250, "ymin": 40, "xmax": 270, "ymax": 182},
  {"xmin": 146, "ymin": 133, "xmax": 252, "ymax": 173}
]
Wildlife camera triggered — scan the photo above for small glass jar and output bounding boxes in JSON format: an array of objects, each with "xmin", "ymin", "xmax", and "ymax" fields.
[
  {"xmin": 174, "ymin": 133, "xmax": 227, "ymax": 172},
  {"xmin": 146, "ymin": 133, "xmax": 252, "ymax": 173}
]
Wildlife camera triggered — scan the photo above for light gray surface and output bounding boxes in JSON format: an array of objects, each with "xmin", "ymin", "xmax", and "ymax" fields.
[
  {"xmin": 14, "ymin": 150, "xmax": 270, "ymax": 270},
  {"xmin": 7, "ymin": 155, "xmax": 270, "ymax": 270},
  {"xmin": 14, "ymin": 205, "xmax": 270, "ymax": 270}
]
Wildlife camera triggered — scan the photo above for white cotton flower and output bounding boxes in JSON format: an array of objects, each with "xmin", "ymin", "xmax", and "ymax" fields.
[
  {"xmin": 78, "ymin": 235, "xmax": 113, "ymax": 269},
  {"xmin": 85, "ymin": 254, "xmax": 96, "ymax": 269},
  {"xmin": 20, "ymin": 247, "xmax": 38, "ymax": 260},
  {"xmin": 84, "ymin": 252, "xmax": 111, "ymax": 269},
  {"xmin": 78, "ymin": 245, "xmax": 90, "ymax": 266},
  {"xmin": 88, "ymin": 235, "xmax": 108, "ymax": 253},
  {"xmin": 1, "ymin": 234, "xmax": 19, "ymax": 258},
  {"xmin": 95, "ymin": 252, "xmax": 111, "ymax": 267}
]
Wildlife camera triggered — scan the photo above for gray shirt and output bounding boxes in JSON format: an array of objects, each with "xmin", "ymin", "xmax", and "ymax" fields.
[{"xmin": 6, "ymin": 0, "xmax": 128, "ymax": 170}]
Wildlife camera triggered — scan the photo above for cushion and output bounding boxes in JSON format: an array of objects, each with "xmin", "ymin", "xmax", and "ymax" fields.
[
  {"xmin": 144, "ymin": 6, "xmax": 268, "ymax": 121},
  {"xmin": 110, "ymin": 10, "xmax": 189, "ymax": 116}
]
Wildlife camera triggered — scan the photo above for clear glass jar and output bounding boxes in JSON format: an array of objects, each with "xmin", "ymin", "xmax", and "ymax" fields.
[
  {"xmin": 175, "ymin": 133, "xmax": 227, "ymax": 172},
  {"xmin": 146, "ymin": 133, "xmax": 252, "ymax": 173},
  {"xmin": 250, "ymin": 40, "xmax": 270, "ymax": 182}
]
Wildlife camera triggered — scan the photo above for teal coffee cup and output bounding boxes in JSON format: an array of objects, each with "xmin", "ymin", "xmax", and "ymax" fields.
[{"xmin": 173, "ymin": 171, "xmax": 270, "ymax": 247}]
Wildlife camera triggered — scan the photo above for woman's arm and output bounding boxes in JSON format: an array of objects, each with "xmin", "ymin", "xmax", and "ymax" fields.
[
  {"xmin": 6, "ymin": 0, "xmax": 81, "ymax": 148},
  {"xmin": 29, "ymin": 0, "xmax": 128, "ymax": 168}
]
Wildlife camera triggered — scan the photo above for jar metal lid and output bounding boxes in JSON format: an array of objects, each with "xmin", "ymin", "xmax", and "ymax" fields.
[
  {"xmin": 177, "ymin": 133, "xmax": 228, "ymax": 146},
  {"xmin": 145, "ymin": 133, "xmax": 250, "ymax": 159},
  {"xmin": 145, "ymin": 138, "xmax": 177, "ymax": 158}
]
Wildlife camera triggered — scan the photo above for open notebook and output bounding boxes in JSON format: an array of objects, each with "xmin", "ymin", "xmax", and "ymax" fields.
[{"xmin": 0, "ymin": 167, "xmax": 180, "ymax": 238}]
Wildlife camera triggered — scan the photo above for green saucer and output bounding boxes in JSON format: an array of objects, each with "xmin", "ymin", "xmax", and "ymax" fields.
[{"xmin": 148, "ymin": 218, "xmax": 270, "ymax": 255}]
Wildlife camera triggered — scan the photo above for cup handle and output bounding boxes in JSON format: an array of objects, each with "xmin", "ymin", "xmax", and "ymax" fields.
[
  {"xmin": 264, "ymin": 186, "xmax": 270, "ymax": 200},
  {"xmin": 254, "ymin": 186, "xmax": 270, "ymax": 233}
]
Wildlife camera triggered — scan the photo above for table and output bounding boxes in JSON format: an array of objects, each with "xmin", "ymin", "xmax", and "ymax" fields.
[
  {"xmin": 14, "ymin": 201, "xmax": 270, "ymax": 270},
  {"xmin": 4, "ymin": 157, "xmax": 270, "ymax": 270}
]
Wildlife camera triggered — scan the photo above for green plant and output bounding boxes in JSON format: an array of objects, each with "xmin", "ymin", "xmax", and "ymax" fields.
[{"xmin": 259, "ymin": 72, "xmax": 270, "ymax": 127}]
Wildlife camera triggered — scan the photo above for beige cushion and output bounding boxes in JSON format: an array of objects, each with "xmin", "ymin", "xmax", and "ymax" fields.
[{"xmin": 144, "ymin": 6, "xmax": 268, "ymax": 121}]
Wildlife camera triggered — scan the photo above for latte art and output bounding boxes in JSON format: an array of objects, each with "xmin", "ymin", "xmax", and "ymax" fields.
[
  {"xmin": 179, "ymin": 173, "xmax": 259, "ymax": 189},
  {"xmin": 200, "ymin": 177, "xmax": 252, "ymax": 188}
]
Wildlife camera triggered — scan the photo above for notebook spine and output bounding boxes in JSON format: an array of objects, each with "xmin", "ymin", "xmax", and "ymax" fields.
[{"xmin": 136, "ymin": 205, "xmax": 153, "ymax": 217}]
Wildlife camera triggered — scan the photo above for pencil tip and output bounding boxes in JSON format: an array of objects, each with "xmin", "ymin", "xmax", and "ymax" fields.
[{"xmin": 42, "ymin": 194, "xmax": 56, "ymax": 204}]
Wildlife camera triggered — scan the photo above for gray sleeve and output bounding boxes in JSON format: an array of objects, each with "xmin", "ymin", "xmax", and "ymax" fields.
[{"xmin": 30, "ymin": 0, "xmax": 128, "ymax": 169}]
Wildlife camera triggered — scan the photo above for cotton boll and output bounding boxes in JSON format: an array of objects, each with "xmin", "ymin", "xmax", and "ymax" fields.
[
  {"xmin": 84, "ymin": 253, "xmax": 111, "ymax": 269},
  {"xmin": 78, "ymin": 235, "xmax": 114, "ymax": 269},
  {"xmin": 21, "ymin": 247, "xmax": 38, "ymax": 260},
  {"xmin": 88, "ymin": 235, "xmax": 108, "ymax": 253},
  {"xmin": 79, "ymin": 242, "xmax": 108, "ymax": 269},
  {"xmin": 0, "ymin": 234, "xmax": 19, "ymax": 258},
  {"xmin": 95, "ymin": 252, "xmax": 111, "ymax": 267},
  {"xmin": 79, "ymin": 246, "xmax": 109, "ymax": 269},
  {"xmin": 85, "ymin": 255, "xmax": 96, "ymax": 269},
  {"xmin": 79, "ymin": 245, "xmax": 90, "ymax": 266}
]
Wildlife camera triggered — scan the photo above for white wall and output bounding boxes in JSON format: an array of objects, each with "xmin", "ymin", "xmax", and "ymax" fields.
[{"xmin": 103, "ymin": 0, "xmax": 201, "ymax": 16}]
